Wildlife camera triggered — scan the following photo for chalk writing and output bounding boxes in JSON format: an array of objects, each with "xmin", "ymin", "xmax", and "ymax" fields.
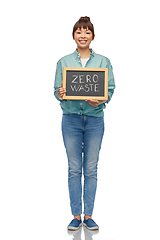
[
  {"xmin": 70, "ymin": 74, "xmax": 99, "ymax": 92},
  {"xmin": 70, "ymin": 84, "xmax": 99, "ymax": 92}
]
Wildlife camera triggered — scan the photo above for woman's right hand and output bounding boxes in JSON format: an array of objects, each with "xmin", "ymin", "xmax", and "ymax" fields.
[{"xmin": 57, "ymin": 83, "xmax": 66, "ymax": 99}]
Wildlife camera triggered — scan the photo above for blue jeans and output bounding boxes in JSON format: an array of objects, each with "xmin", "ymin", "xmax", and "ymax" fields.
[{"xmin": 62, "ymin": 114, "xmax": 104, "ymax": 216}]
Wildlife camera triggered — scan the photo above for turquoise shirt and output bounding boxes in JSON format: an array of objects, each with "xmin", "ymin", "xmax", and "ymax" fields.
[{"xmin": 54, "ymin": 49, "xmax": 115, "ymax": 117}]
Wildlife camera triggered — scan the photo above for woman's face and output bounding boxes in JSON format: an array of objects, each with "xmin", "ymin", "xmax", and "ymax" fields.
[{"xmin": 73, "ymin": 27, "xmax": 94, "ymax": 49}]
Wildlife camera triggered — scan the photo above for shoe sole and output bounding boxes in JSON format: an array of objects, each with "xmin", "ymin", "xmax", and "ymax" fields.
[
  {"xmin": 67, "ymin": 223, "xmax": 82, "ymax": 231},
  {"xmin": 83, "ymin": 222, "xmax": 99, "ymax": 230}
]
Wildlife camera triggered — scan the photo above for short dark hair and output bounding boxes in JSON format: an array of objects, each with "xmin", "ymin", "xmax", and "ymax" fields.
[{"xmin": 72, "ymin": 16, "xmax": 95, "ymax": 40}]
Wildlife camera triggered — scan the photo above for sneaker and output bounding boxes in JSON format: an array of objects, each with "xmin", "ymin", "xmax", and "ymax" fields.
[
  {"xmin": 83, "ymin": 218, "xmax": 99, "ymax": 230},
  {"xmin": 68, "ymin": 218, "xmax": 82, "ymax": 231}
]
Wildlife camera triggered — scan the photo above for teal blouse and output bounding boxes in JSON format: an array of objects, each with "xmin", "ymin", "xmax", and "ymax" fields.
[{"xmin": 54, "ymin": 49, "xmax": 115, "ymax": 117}]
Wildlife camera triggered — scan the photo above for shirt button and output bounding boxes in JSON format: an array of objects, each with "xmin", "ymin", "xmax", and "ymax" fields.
[{"xmin": 80, "ymin": 103, "xmax": 82, "ymax": 106}]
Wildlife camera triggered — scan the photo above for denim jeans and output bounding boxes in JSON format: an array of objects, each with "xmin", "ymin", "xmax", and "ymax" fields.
[{"xmin": 62, "ymin": 114, "xmax": 104, "ymax": 216}]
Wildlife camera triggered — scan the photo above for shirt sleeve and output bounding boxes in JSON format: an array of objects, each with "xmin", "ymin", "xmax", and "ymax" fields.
[
  {"xmin": 54, "ymin": 60, "xmax": 63, "ymax": 101},
  {"xmin": 106, "ymin": 59, "xmax": 115, "ymax": 104}
]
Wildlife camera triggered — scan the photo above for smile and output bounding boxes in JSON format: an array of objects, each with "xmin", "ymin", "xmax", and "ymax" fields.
[{"xmin": 79, "ymin": 40, "xmax": 87, "ymax": 44}]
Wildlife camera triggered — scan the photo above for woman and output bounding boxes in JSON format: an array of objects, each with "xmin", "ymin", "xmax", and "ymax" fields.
[{"xmin": 54, "ymin": 16, "xmax": 115, "ymax": 231}]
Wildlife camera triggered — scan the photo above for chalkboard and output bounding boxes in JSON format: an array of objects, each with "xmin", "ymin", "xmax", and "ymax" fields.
[{"xmin": 62, "ymin": 67, "xmax": 108, "ymax": 100}]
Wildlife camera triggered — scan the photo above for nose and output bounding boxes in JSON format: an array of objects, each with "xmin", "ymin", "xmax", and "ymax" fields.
[{"xmin": 81, "ymin": 32, "xmax": 85, "ymax": 38}]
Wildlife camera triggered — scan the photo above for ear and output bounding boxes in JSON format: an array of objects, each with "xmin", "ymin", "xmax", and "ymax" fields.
[{"xmin": 92, "ymin": 34, "xmax": 95, "ymax": 40}]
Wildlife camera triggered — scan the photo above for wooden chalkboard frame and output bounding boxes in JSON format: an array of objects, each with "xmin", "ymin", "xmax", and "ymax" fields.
[{"xmin": 62, "ymin": 67, "xmax": 108, "ymax": 100}]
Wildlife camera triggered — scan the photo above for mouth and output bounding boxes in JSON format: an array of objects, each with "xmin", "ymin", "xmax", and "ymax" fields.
[{"xmin": 79, "ymin": 40, "xmax": 87, "ymax": 44}]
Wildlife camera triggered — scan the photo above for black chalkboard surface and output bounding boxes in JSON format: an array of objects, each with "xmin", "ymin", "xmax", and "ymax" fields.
[{"xmin": 62, "ymin": 67, "xmax": 108, "ymax": 100}]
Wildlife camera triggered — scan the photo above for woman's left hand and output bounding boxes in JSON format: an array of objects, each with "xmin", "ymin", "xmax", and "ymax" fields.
[
  {"xmin": 85, "ymin": 99, "xmax": 106, "ymax": 107},
  {"xmin": 85, "ymin": 99, "xmax": 100, "ymax": 107}
]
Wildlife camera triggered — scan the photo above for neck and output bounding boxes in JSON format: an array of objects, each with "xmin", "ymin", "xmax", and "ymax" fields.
[{"xmin": 77, "ymin": 47, "xmax": 91, "ymax": 59}]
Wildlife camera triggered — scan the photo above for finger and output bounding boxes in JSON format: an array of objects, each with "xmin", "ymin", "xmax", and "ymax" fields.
[
  {"xmin": 86, "ymin": 99, "xmax": 98, "ymax": 104},
  {"xmin": 60, "ymin": 87, "xmax": 66, "ymax": 92},
  {"xmin": 86, "ymin": 100, "xmax": 99, "ymax": 107},
  {"xmin": 58, "ymin": 88, "xmax": 65, "ymax": 94}
]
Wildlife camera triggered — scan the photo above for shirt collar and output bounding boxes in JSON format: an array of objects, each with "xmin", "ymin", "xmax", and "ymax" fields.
[{"xmin": 74, "ymin": 49, "xmax": 95, "ymax": 59}]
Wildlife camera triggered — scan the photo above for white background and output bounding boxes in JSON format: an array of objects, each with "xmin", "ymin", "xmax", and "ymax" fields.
[{"xmin": 0, "ymin": 0, "xmax": 160, "ymax": 239}]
